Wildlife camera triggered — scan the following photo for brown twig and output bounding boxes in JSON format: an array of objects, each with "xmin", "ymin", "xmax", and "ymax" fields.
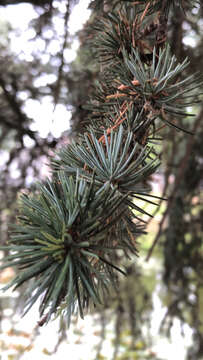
[{"xmin": 98, "ymin": 101, "xmax": 130, "ymax": 144}]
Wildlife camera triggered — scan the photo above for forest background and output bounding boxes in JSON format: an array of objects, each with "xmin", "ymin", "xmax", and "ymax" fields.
[{"xmin": 0, "ymin": 0, "xmax": 202, "ymax": 359}]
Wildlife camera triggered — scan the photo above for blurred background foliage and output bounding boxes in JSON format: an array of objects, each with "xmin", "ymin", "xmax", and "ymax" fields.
[{"xmin": 0, "ymin": 0, "xmax": 202, "ymax": 359}]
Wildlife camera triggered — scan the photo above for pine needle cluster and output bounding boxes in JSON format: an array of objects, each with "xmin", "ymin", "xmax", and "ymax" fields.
[{"xmin": 0, "ymin": 0, "xmax": 202, "ymax": 326}]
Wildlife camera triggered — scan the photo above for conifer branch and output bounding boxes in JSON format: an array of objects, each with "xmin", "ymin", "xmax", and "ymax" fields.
[{"xmin": 0, "ymin": 0, "xmax": 202, "ymax": 326}]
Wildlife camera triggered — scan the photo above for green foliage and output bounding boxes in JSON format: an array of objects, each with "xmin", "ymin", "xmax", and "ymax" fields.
[
  {"xmin": 121, "ymin": 45, "xmax": 202, "ymax": 118},
  {"xmin": 53, "ymin": 125, "xmax": 159, "ymax": 192},
  {"xmin": 0, "ymin": 0, "xmax": 202, "ymax": 327},
  {"xmin": 1, "ymin": 173, "xmax": 137, "ymax": 324}
]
